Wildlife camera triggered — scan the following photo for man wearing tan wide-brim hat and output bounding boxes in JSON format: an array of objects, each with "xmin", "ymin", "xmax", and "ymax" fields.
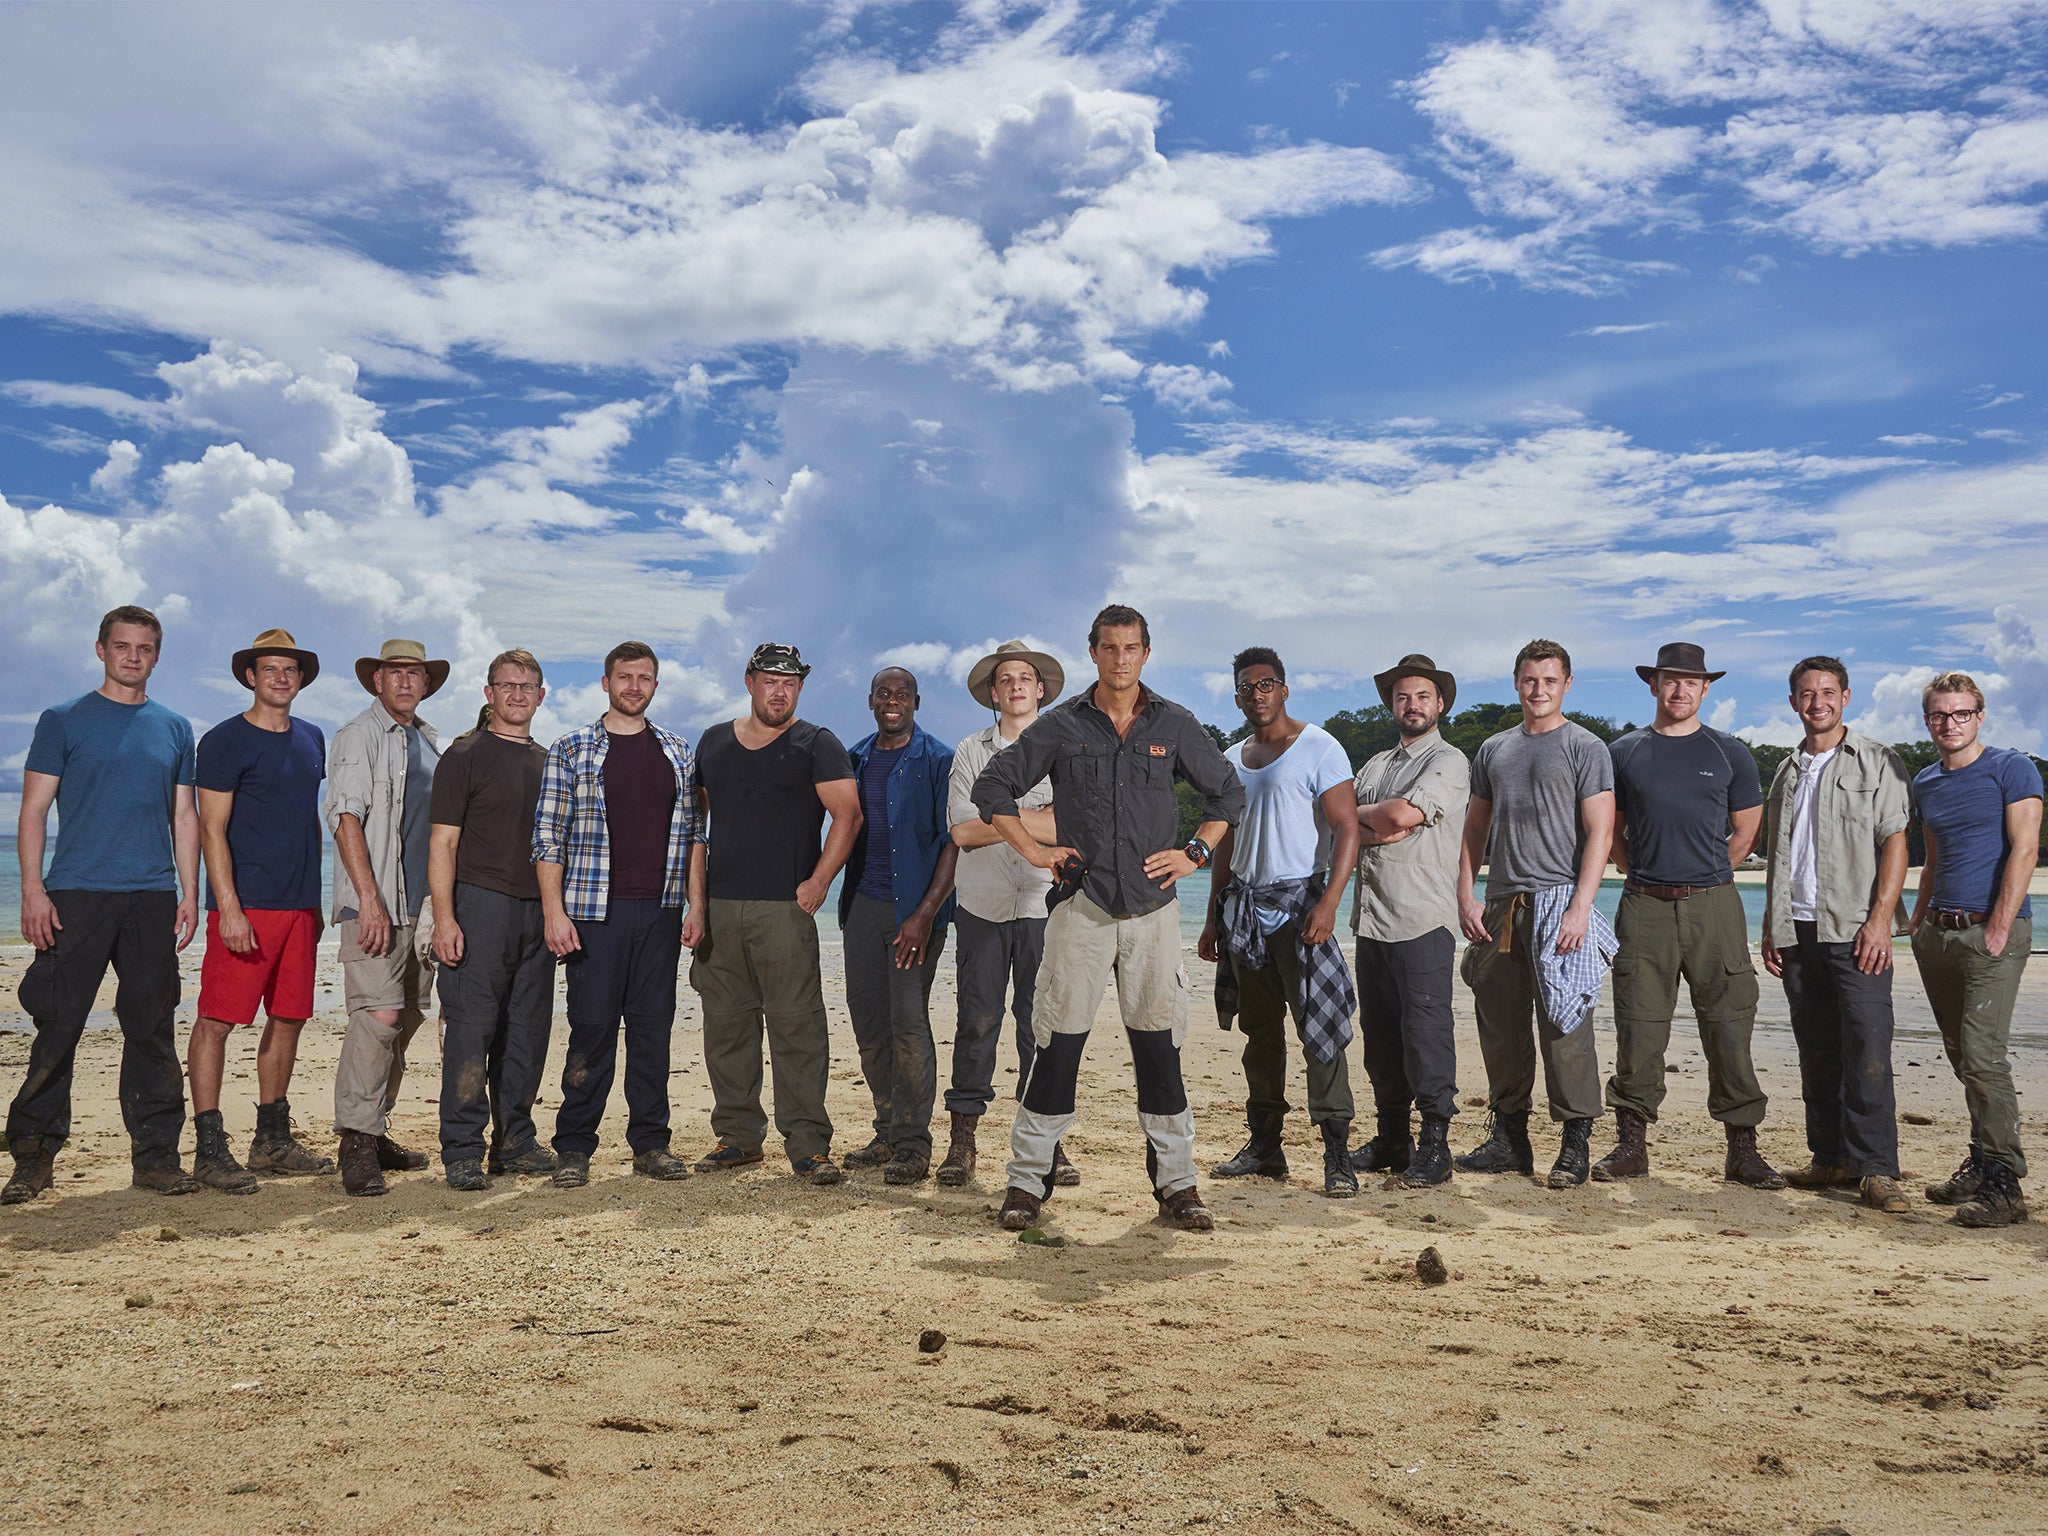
[{"xmin": 323, "ymin": 637, "xmax": 448, "ymax": 1195}]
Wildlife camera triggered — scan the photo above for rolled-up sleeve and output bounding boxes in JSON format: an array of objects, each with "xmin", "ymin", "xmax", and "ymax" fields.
[
  {"xmin": 1874, "ymin": 747, "xmax": 1911, "ymax": 841},
  {"xmin": 531, "ymin": 738, "xmax": 574, "ymax": 866},
  {"xmin": 1175, "ymin": 715, "xmax": 1245, "ymax": 827},
  {"xmin": 323, "ymin": 720, "xmax": 372, "ymax": 834},
  {"xmin": 1404, "ymin": 749, "xmax": 1471, "ymax": 827},
  {"xmin": 948, "ymin": 748, "xmax": 981, "ymax": 830},
  {"xmin": 973, "ymin": 717, "xmax": 1060, "ymax": 822}
]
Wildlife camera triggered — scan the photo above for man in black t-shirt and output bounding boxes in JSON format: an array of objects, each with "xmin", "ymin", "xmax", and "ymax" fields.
[
  {"xmin": 429, "ymin": 648, "xmax": 557, "ymax": 1191},
  {"xmin": 688, "ymin": 643, "xmax": 861, "ymax": 1185},
  {"xmin": 1597, "ymin": 642, "xmax": 1782, "ymax": 1189}
]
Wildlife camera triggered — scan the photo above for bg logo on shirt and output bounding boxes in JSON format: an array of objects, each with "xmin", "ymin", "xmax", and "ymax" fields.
[{"xmin": 1149, "ymin": 744, "xmax": 1169, "ymax": 757}]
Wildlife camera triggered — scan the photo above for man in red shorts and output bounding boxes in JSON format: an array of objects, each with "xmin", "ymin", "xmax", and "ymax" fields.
[{"xmin": 189, "ymin": 629, "xmax": 336, "ymax": 1190}]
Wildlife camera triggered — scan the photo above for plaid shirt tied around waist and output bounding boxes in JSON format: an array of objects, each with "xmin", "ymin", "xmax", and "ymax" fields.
[
  {"xmin": 1502, "ymin": 883, "xmax": 1618, "ymax": 1035},
  {"xmin": 1212, "ymin": 872, "xmax": 1356, "ymax": 1065},
  {"xmin": 531, "ymin": 718, "xmax": 703, "ymax": 923}
]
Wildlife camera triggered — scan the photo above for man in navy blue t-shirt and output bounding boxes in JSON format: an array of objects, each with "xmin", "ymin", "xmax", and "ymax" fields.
[
  {"xmin": 5, "ymin": 607, "xmax": 201, "ymax": 1205},
  {"xmin": 1910, "ymin": 670, "xmax": 2042, "ymax": 1228}
]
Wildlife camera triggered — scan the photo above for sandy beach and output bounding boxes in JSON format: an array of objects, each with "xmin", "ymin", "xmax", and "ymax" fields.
[{"xmin": 1, "ymin": 932, "xmax": 2044, "ymax": 1536}]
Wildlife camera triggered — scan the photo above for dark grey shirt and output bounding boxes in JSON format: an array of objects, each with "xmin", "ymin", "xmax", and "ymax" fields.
[
  {"xmin": 972, "ymin": 684, "xmax": 1245, "ymax": 919},
  {"xmin": 1610, "ymin": 725, "xmax": 1762, "ymax": 889}
]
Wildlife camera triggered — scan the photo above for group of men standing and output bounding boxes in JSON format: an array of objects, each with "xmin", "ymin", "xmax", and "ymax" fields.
[{"xmin": 3, "ymin": 605, "xmax": 2037, "ymax": 1235}]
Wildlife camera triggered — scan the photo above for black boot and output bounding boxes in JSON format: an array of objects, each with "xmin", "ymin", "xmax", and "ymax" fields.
[
  {"xmin": 1213, "ymin": 1112, "xmax": 1287, "ymax": 1179},
  {"xmin": 1453, "ymin": 1109, "xmax": 1534, "ymax": 1175},
  {"xmin": 1402, "ymin": 1115, "xmax": 1453, "ymax": 1187},
  {"xmin": 1547, "ymin": 1117, "xmax": 1592, "ymax": 1188},
  {"xmin": 192, "ymin": 1110, "xmax": 258, "ymax": 1195},
  {"xmin": 1, "ymin": 1136, "xmax": 58, "ymax": 1206},
  {"xmin": 1320, "ymin": 1120, "xmax": 1358, "ymax": 1198},
  {"xmin": 1348, "ymin": 1108, "xmax": 1412, "ymax": 1173},
  {"xmin": 248, "ymin": 1097, "xmax": 334, "ymax": 1176}
]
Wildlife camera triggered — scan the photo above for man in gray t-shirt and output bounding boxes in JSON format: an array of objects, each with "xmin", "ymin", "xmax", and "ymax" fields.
[{"xmin": 1454, "ymin": 641, "xmax": 1616, "ymax": 1188}]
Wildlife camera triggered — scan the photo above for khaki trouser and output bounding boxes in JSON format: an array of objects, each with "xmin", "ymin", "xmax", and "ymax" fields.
[
  {"xmin": 333, "ymin": 918, "xmax": 431, "ymax": 1137},
  {"xmin": 1912, "ymin": 917, "xmax": 2031, "ymax": 1178},
  {"xmin": 1606, "ymin": 884, "xmax": 1766, "ymax": 1127},
  {"xmin": 1463, "ymin": 895, "xmax": 1603, "ymax": 1123},
  {"xmin": 689, "ymin": 898, "xmax": 833, "ymax": 1163}
]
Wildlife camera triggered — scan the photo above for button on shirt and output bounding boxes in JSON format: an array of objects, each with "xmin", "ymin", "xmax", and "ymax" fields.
[
  {"xmin": 971, "ymin": 684, "xmax": 1244, "ymax": 920},
  {"xmin": 1761, "ymin": 728, "xmax": 1911, "ymax": 948},
  {"xmin": 949, "ymin": 723, "xmax": 1054, "ymax": 924},
  {"xmin": 1785, "ymin": 745, "xmax": 1837, "ymax": 922},
  {"xmin": 1352, "ymin": 730, "xmax": 1471, "ymax": 942}
]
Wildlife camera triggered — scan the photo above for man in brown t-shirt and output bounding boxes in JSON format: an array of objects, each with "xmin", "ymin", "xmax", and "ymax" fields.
[{"xmin": 428, "ymin": 649, "xmax": 556, "ymax": 1190}]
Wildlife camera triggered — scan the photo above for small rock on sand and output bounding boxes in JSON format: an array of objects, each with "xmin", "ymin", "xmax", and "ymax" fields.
[
  {"xmin": 1416, "ymin": 1247, "xmax": 1448, "ymax": 1286},
  {"xmin": 918, "ymin": 1329, "xmax": 947, "ymax": 1353}
]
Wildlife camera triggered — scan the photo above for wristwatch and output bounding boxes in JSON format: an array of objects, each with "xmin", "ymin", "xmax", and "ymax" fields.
[{"xmin": 1182, "ymin": 837, "xmax": 1212, "ymax": 869}]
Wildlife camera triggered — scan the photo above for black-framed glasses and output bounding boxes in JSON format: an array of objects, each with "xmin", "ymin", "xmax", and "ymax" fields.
[
  {"xmin": 1925, "ymin": 708, "xmax": 1982, "ymax": 726},
  {"xmin": 1234, "ymin": 678, "xmax": 1281, "ymax": 699}
]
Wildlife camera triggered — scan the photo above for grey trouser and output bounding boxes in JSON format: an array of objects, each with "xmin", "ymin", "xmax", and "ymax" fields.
[
  {"xmin": 843, "ymin": 893, "xmax": 946, "ymax": 1157},
  {"xmin": 334, "ymin": 918, "xmax": 431, "ymax": 1137},
  {"xmin": 1781, "ymin": 921, "xmax": 1898, "ymax": 1178},
  {"xmin": 1463, "ymin": 895, "xmax": 1602, "ymax": 1123},
  {"xmin": 946, "ymin": 910, "xmax": 1045, "ymax": 1117},
  {"xmin": 437, "ymin": 883, "xmax": 556, "ymax": 1165},
  {"xmin": 1607, "ymin": 884, "xmax": 1766, "ymax": 1127},
  {"xmin": 1234, "ymin": 918, "xmax": 1354, "ymax": 1126},
  {"xmin": 1912, "ymin": 917, "xmax": 2031, "ymax": 1178},
  {"xmin": 1006, "ymin": 893, "xmax": 1197, "ymax": 1199},
  {"xmin": 689, "ymin": 898, "xmax": 833, "ymax": 1163},
  {"xmin": 1354, "ymin": 928, "xmax": 1454, "ymax": 1123}
]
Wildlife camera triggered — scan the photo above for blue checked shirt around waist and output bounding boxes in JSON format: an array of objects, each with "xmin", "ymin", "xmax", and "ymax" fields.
[
  {"xmin": 1521, "ymin": 883, "xmax": 1618, "ymax": 1034},
  {"xmin": 532, "ymin": 718, "xmax": 703, "ymax": 922},
  {"xmin": 1212, "ymin": 872, "xmax": 1356, "ymax": 1065}
]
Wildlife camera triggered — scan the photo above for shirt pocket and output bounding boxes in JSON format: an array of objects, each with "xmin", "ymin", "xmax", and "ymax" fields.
[{"xmin": 1066, "ymin": 746, "xmax": 1114, "ymax": 799}]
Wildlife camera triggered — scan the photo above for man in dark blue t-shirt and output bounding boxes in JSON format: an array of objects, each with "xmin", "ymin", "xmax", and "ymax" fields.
[
  {"xmin": 1598, "ymin": 642, "xmax": 1783, "ymax": 1191},
  {"xmin": 5, "ymin": 607, "xmax": 201, "ymax": 1205},
  {"xmin": 1909, "ymin": 670, "xmax": 2042, "ymax": 1228}
]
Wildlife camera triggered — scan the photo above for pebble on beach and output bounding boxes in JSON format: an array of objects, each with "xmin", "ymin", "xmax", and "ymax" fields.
[{"xmin": 1416, "ymin": 1247, "xmax": 1448, "ymax": 1286}]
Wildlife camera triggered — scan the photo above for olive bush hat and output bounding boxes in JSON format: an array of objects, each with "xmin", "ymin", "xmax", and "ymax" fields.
[{"xmin": 1373, "ymin": 652, "xmax": 1457, "ymax": 711}]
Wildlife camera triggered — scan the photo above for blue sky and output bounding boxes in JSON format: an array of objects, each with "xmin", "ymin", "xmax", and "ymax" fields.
[{"xmin": 3, "ymin": 0, "xmax": 2046, "ymax": 805}]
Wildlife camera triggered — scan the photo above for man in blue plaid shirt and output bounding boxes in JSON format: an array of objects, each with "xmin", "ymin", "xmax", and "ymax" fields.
[{"xmin": 533, "ymin": 641, "xmax": 705, "ymax": 1189}]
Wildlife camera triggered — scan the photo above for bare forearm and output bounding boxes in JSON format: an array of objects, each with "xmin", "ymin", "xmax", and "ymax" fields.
[
  {"xmin": 1871, "ymin": 831, "xmax": 1908, "ymax": 919},
  {"xmin": 536, "ymin": 861, "xmax": 569, "ymax": 921},
  {"xmin": 428, "ymin": 827, "xmax": 460, "ymax": 920},
  {"xmin": 174, "ymin": 799, "xmax": 200, "ymax": 905},
  {"xmin": 1994, "ymin": 846, "xmax": 2037, "ymax": 928},
  {"xmin": 811, "ymin": 813, "xmax": 860, "ymax": 887},
  {"xmin": 201, "ymin": 823, "xmax": 241, "ymax": 914},
  {"xmin": 687, "ymin": 842, "xmax": 707, "ymax": 912},
  {"xmin": 913, "ymin": 844, "xmax": 959, "ymax": 919}
]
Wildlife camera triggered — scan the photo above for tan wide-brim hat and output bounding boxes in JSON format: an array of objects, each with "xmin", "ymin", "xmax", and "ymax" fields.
[
  {"xmin": 355, "ymin": 637, "xmax": 450, "ymax": 699},
  {"xmin": 231, "ymin": 628, "xmax": 320, "ymax": 690},
  {"xmin": 967, "ymin": 640, "xmax": 1064, "ymax": 710}
]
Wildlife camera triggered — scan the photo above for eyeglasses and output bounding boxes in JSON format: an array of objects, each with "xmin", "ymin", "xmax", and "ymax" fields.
[
  {"xmin": 1234, "ymin": 679, "xmax": 1281, "ymax": 699},
  {"xmin": 489, "ymin": 681, "xmax": 542, "ymax": 696},
  {"xmin": 1925, "ymin": 709, "xmax": 1982, "ymax": 726}
]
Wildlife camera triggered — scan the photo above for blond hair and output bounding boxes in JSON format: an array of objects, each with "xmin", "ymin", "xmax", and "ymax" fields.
[
  {"xmin": 488, "ymin": 648, "xmax": 544, "ymax": 685},
  {"xmin": 1921, "ymin": 670, "xmax": 1985, "ymax": 710}
]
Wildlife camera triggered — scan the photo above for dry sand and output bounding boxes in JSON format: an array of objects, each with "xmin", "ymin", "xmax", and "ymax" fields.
[{"xmin": 1, "ymin": 934, "xmax": 2044, "ymax": 1536}]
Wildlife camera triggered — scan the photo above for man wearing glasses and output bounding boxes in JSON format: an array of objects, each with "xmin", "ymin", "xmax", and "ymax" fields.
[
  {"xmin": 1910, "ymin": 671, "xmax": 2041, "ymax": 1228},
  {"xmin": 429, "ymin": 649, "xmax": 559, "ymax": 1190}
]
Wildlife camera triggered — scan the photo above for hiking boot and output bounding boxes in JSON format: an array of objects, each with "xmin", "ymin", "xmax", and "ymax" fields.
[
  {"xmin": 1860, "ymin": 1175, "xmax": 1909, "ymax": 1214},
  {"xmin": 338, "ymin": 1131, "xmax": 386, "ymax": 1197},
  {"xmin": 2, "ymin": 1137, "xmax": 58, "ymax": 1206},
  {"xmin": 445, "ymin": 1158, "xmax": 492, "ymax": 1192},
  {"xmin": 843, "ymin": 1135, "xmax": 892, "ymax": 1169},
  {"xmin": 1927, "ymin": 1147, "xmax": 1986, "ymax": 1206},
  {"xmin": 1954, "ymin": 1162, "xmax": 2028, "ymax": 1229},
  {"xmin": 1591, "ymin": 1109, "xmax": 1649, "ymax": 1181},
  {"xmin": 552, "ymin": 1154, "xmax": 590, "ymax": 1189},
  {"xmin": 1785, "ymin": 1157, "xmax": 1857, "ymax": 1190},
  {"xmin": 247, "ymin": 1098, "xmax": 334, "ymax": 1176},
  {"xmin": 132, "ymin": 1159, "xmax": 201, "ymax": 1196},
  {"xmin": 1159, "ymin": 1186, "xmax": 1215, "ymax": 1232},
  {"xmin": 374, "ymin": 1135, "xmax": 429, "ymax": 1172},
  {"xmin": 1213, "ymin": 1112, "xmax": 1287, "ymax": 1180},
  {"xmin": 632, "ymin": 1147, "xmax": 692, "ymax": 1181},
  {"xmin": 1724, "ymin": 1125, "xmax": 1785, "ymax": 1190},
  {"xmin": 794, "ymin": 1152, "xmax": 843, "ymax": 1187},
  {"xmin": 882, "ymin": 1147, "xmax": 930, "ymax": 1186},
  {"xmin": 1548, "ymin": 1118, "xmax": 1593, "ymax": 1189},
  {"xmin": 1051, "ymin": 1141, "xmax": 1080, "ymax": 1187},
  {"xmin": 489, "ymin": 1144, "xmax": 559, "ymax": 1177},
  {"xmin": 934, "ymin": 1113, "xmax": 978, "ymax": 1187},
  {"xmin": 1320, "ymin": 1119, "xmax": 1358, "ymax": 1198},
  {"xmin": 1453, "ymin": 1109, "xmax": 1533, "ymax": 1175},
  {"xmin": 693, "ymin": 1142, "xmax": 764, "ymax": 1173},
  {"xmin": 999, "ymin": 1186, "xmax": 1043, "ymax": 1231},
  {"xmin": 1349, "ymin": 1111, "xmax": 1412, "ymax": 1174},
  {"xmin": 1402, "ymin": 1115, "xmax": 1454, "ymax": 1188},
  {"xmin": 191, "ymin": 1109, "xmax": 258, "ymax": 1195}
]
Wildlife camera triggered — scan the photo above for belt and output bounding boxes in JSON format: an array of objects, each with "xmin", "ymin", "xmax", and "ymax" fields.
[
  {"xmin": 1624, "ymin": 879, "xmax": 1721, "ymax": 901},
  {"xmin": 1930, "ymin": 910, "xmax": 1988, "ymax": 930}
]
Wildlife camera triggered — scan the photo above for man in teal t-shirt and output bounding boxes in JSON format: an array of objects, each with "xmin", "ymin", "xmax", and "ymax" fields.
[{"xmin": 5, "ymin": 606, "xmax": 203, "ymax": 1205}]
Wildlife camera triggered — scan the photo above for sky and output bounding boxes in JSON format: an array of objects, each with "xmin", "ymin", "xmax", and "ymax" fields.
[{"xmin": 3, "ymin": 0, "xmax": 2047, "ymax": 810}]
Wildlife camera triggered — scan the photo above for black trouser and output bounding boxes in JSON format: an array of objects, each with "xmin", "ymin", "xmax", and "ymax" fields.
[
  {"xmin": 7, "ymin": 889, "xmax": 184, "ymax": 1167},
  {"xmin": 553, "ymin": 898, "xmax": 681, "ymax": 1160},
  {"xmin": 1781, "ymin": 920, "xmax": 1899, "ymax": 1178},
  {"xmin": 945, "ymin": 909, "xmax": 1045, "ymax": 1117},
  {"xmin": 1355, "ymin": 927, "xmax": 1459, "ymax": 1122},
  {"xmin": 843, "ymin": 893, "xmax": 946, "ymax": 1156},
  {"xmin": 437, "ymin": 883, "xmax": 556, "ymax": 1166}
]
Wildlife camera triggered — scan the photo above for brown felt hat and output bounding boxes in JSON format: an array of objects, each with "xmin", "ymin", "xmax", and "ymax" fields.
[
  {"xmin": 967, "ymin": 640, "xmax": 1065, "ymax": 710},
  {"xmin": 1373, "ymin": 653, "xmax": 1457, "ymax": 712},
  {"xmin": 1634, "ymin": 641, "xmax": 1726, "ymax": 683},
  {"xmin": 354, "ymin": 637, "xmax": 450, "ymax": 698},
  {"xmin": 230, "ymin": 628, "xmax": 319, "ymax": 690}
]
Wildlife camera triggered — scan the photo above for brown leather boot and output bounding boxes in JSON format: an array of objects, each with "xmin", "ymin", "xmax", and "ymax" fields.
[
  {"xmin": 1723, "ymin": 1124, "xmax": 1785, "ymax": 1189},
  {"xmin": 1784, "ymin": 1157, "xmax": 1856, "ymax": 1190},
  {"xmin": 1590, "ymin": 1109, "xmax": 1649, "ymax": 1181},
  {"xmin": 339, "ymin": 1130, "xmax": 387, "ymax": 1197},
  {"xmin": 934, "ymin": 1113, "xmax": 978, "ymax": 1188}
]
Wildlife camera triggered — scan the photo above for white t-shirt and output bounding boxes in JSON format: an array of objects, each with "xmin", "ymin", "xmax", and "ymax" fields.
[
  {"xmin": 1225, "ymin": 724, "xmax": 1355, "ymax": 930},
  {"xmin": 1787, "ymin": 745, "xmax": 1837, "ymax": 923}
]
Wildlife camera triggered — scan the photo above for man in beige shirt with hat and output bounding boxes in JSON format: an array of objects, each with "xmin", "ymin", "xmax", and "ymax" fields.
[
  {"xmin": 325, "ymin": 638, "xmax": 447, "ymax": 1196},
  {"xmin": 938, "ymin": 640, "xmax": 1070, "ymax": 1187}
]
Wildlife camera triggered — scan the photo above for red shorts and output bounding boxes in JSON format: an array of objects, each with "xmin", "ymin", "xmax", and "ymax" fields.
[{"xmin": 196, "ymin": 908, "xmax": 320, "ymax": 1025}]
